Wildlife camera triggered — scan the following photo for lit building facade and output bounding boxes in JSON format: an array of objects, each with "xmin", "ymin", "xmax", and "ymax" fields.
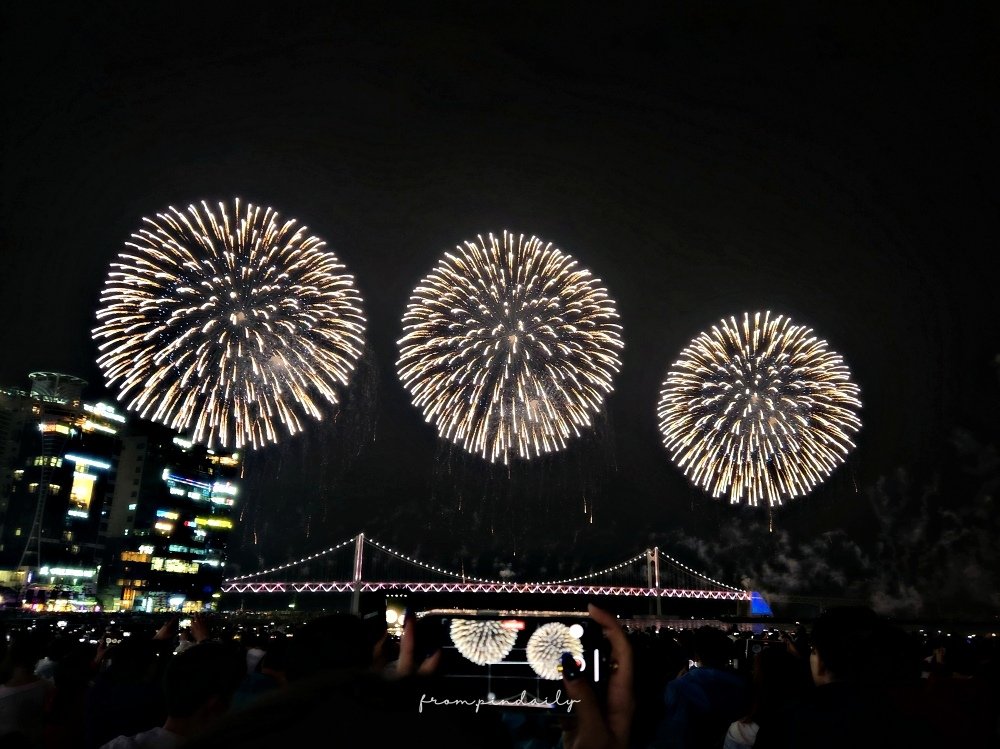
[
  {"xmin": 99, "ymin": 424, "xmax": 241, "ymax": 612},
  {"xmin": 0, "ymin": 373, "xmax": 124, "ymax": 610},
  {"xmin": 0, "ymin": 383, "xmax": 35, "ymax": 593},
  {"xmin": 0, "ymin": 372, "xmax": 242, "ymax": 613}
]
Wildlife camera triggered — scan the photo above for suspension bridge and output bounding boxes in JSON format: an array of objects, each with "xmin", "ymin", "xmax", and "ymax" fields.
[{"xmin": 221, "ymin": 533, "xmax": 752, "ymax": 613}]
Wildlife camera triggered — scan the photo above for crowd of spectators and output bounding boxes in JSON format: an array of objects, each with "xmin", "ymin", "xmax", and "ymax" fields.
[{"xmin": 0, "ymin": 605, "xmax": 997, "ymax": 748}]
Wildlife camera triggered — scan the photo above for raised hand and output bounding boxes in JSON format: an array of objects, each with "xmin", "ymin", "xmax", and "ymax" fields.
[
  {"xmin": 395, "ymin": 613, "xmax": 441, "ymax": 678},
  {"xmin": 560, "ymin": 604, "xmax": 635, "ymax": 749}
]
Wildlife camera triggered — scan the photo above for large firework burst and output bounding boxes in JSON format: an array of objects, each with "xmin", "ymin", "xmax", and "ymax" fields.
[
  {"xmin": 526, "ymin": 622, "xmax": 583, "ymax": 680},
  {"xmin": 397, "ymin": 231, "xmax": 623, "ymax": 464},
  {"xmin": 449, "ymin": 619, "xmax": 519, "ymax": 665},
  {"xmin": 93, "ymin": 199, "xmax": 366, "ymax": 450},
  {"xmin": 657, "ymin": 311, "xmax": 861, "ymax": 507}
]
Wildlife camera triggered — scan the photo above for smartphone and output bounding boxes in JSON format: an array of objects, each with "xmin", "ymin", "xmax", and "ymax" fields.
[
  {"xmin": 414, "ymin": 608, "xmax": 611, "ymax": 712},
  {"xmin": 745, "ymin": 636, "xmax": 783, "ymax": 660},
  {"xmin": 384, "ymin": 595, "xmax": 407, "ymax": 635}
]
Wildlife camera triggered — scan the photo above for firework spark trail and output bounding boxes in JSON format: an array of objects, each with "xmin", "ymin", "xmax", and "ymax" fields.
[
  {"xmin": 449, "ymin": 619, "xmax": 518, "ymax": 665},
  {"xmin": 93, "ymin": 199, "xmax": 366, "ymax": 450},
  {"xmin": 526, "ymin": 622, "xmax": 583, "ymax": 680},
  {"xmin": 397, "ymin": 231, "xmax": 623, "ymax": 464},
  {"xmin": 657, "ymin": 311, "xmax": 861, "ymax": 507}
]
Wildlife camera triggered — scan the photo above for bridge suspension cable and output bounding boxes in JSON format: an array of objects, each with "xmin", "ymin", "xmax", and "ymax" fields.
[{"xmin": 224, "ymin": 533, "xmax": 747, "ymax": 600}]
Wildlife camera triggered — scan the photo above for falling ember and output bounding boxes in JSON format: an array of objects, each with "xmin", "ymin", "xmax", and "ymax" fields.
[
  {"xmin": 93, "ymin": 198, "xmax": 366, "ymax": 450},
  {"xmin": 657, "ymin": 311, "xmax": 861, "ymax": 508},
  {"xmin": 397, "ymin": 231, "xmax": 623, "ymax": 464}
]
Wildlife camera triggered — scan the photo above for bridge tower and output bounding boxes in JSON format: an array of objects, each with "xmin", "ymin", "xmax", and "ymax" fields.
[
  {"xmin": 645, "ymin": 546, "xmax": 662, "ymax": 616},
  {"xmin": 350, "ymin": 532, "xmax": 364, "ymax": 614}
]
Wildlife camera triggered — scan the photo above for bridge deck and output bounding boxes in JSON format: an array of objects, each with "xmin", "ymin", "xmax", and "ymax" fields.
[{"xmin": 220, "ymin": 580, "xmax": 751, "ymax": 600}]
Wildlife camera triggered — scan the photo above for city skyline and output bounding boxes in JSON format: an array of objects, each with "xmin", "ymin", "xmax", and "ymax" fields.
[{"xmin": 2, "ymin": 5, "xmax": 997, "ymax": 615}]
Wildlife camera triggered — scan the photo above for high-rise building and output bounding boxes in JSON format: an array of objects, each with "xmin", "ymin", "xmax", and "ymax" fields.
[
  {"xmin": 99, "ymin": 423, "xmax": 241, "ymax": 612},
  {"xmin": 0, "ymin": 372, "xmax": 242, "ymax": 613},
  {"xmin": 0, "ymin": 382, "xmax": 34, "ymax": 594},
  {"xmin": 0, "ymin": 373, "xmax": 124, "ymax": 609}
]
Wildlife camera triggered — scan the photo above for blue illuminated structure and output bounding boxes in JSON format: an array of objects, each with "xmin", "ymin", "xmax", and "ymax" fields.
[{"xmin": 750, "ymin": 591, "xmax": 773, "ymax": 616}]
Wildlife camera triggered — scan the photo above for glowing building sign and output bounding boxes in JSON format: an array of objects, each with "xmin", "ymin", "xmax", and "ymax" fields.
[
  {"xmin": 65, "ymin": 454, "xmax": 112, "ymax": 471},
  {"xmin": 40, "ymin": 566, "xmax": 96, "ymax": 578},
  {"xmin": 151, "ymin": 557, "xmax": 199, "ymax": 574},
  {"xmin": 192, "ymin": 517, "xmax": 233, "ymax": 530},
  {"xmin": 83, "ymin": 402, "xmax": 127, "ymax": 423}
]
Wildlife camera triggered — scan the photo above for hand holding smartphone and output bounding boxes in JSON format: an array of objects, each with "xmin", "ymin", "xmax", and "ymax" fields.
[{"xmin": 412, "ymin": 608, "xmax": 612, "ymax": 711}]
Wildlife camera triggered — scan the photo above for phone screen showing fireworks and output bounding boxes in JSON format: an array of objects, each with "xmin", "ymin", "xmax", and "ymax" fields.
[{"xmin": 415, "ymin": 610, "xmax": 609, "ymax": 711}]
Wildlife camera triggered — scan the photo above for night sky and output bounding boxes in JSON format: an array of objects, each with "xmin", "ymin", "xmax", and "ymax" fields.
[{"xmin": 2, "ymin": 4, "xmax": 998, "ymax": 613}]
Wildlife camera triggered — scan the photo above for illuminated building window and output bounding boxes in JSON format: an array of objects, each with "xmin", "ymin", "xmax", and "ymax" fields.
[
  {"xmin": 154, "ymin": 521, "xmax": 174, "ymax": 535},
  {"xmin": 39, "ymin": 423, "xmax": 72, "ymax": 435},
  {"xmin": 120, "ymin": 551, "xmax": 152, "ymax": 563},
  {"xmin": 13, "ymin": 470, "xmax": 23, "ymax": 480},
  {"xmin": 32, "ymin": 456, "xmax": 63, "ymax": 467},
  {"xmin": 28, "ymin": 482, "xmax": 61, "ymax": 495},
  {"xmin": 128, "ymin": 503, "xmax": 137, "ymax": 511},
  {"xmin": 14, "ymin": 528, "xmax": 21, "ymax": 537},
  {"xmin": 69, "ymin": 470, "xmax": 97, "ymax": 513}
]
